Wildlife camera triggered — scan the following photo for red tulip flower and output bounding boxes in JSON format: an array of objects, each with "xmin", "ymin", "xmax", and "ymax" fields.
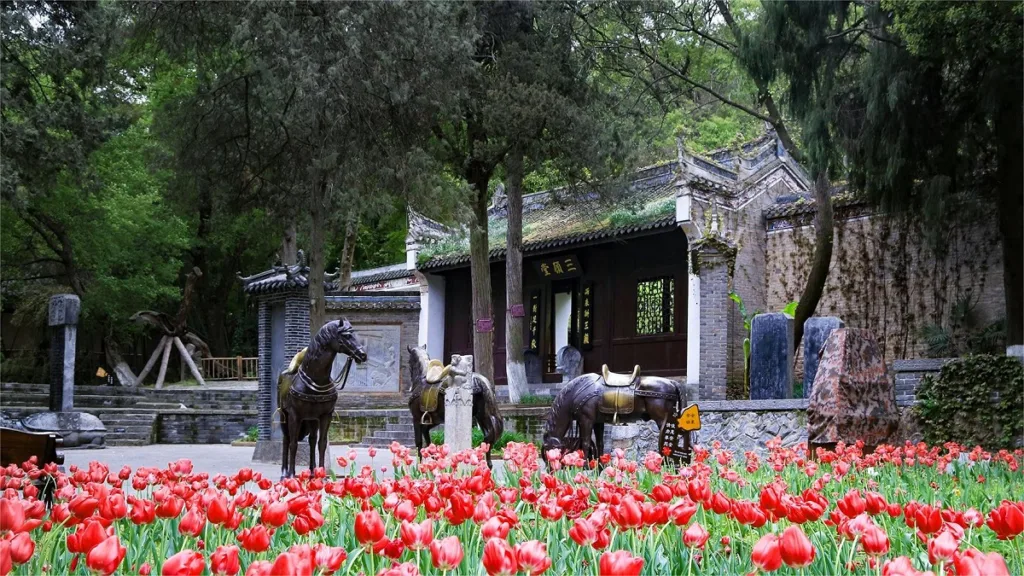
[
  {"xmin": 243, "ymin": 560, "xmax": 272, "ymax": 576},
  {"xmin": 709, "ymin": 492, "xmax": 731, "ymax": 515},
  {"xmin": 356, "ymin": 509, "xmax": 386, "ymax": 545},
  {"xmin": 569, "ymin": 517, "xmax": 598, "ymax": 547},
  {"xmin": 749, "ymin": 533, "xmax": 780, "ymax": 572},
  {"xmin": 313, "ymin": 544, "xmax": 347, "ymax": 574},
  {"xmin": 682, "ymin": 522, "xmax": 710, "ymax": 549},
  {"xmin": 599, "ymin": 550, "xmax": 644, "ymax": 576},
  {"xmin": 429, "ymin": 536, "xmax": 463, "ymax": 571},
  {"xmin": 669, "ymin": 500, "xmax": 698, "ymax": 526},
  {"xmin": 372, "ymin": 537, "xmax": 406, "ymax": 560},
  {"xmin": 211, "ymin": 545, "xmax": 241, "ymax": 576},
  {"xmin": 861, "ymin": 525, "xmax": 890, "ymax": 556},
  {"xmin": 514, "ymin": 540, "xmax": 552, "ymax": 576},
  {"xmin": 67, "ymin": 518, "xmax": 110, "ymax": 555},
  {"xmin": 779, "ymin": 526, "xmax": 815, "ymax": 568},
  {"xmin": 953, "ymin": 549, "xmax": 1011, "ymax": 576},
  {"xmin": 207, "ymin": 494, "xmax": 233, "ymax": 526},
  {"xmin": 881, "ymin": 556, "xmax": 926, "ymax": 576},
  {"xmin": 8, "ymin": 533, "xmax": 33, "ymax": 565},
  {"xmin": 178, "ymin": 506, "xmax": 205, "ymax": 538},
  {"xmin": 86, "ymin": 535, "xmax": 126, "ymax": 576},
  {"xmin": 155, "ymin": 497, "xmax": 184, "ymax": 519},
  {"xmin": 914, "ymin": 504, "xmax": 943, "ymax": 534},
  {"xmin": 0, "ymin": 499, "xmax": 24, "ymax": 534},
  {"xmin": 651, "ymin": 485, "xmax": 673, "ymax": 503},
  {"xmin": 613, "ymin": 497, "xmax": 643, "ymax": 530},
  {"xmin": 268, "ymin": 551, "xmax": 314, "ymax": 576},
  {"xmin": 481, "ymin": 538, "xmax": 517, "ymax": 576},
  {"xmin": 0, "ymin": 539, "xmax": 11, "ymax": 576},
  {"xmin": 927, "ymin": 530, "xmax": 958, "ymax": 564},
  {"xmin": 161, "ymin": 550, "xmax": 204, "ymax": 576},
  {"xmin": 400, "ymin": 519, "xmax": 433, "ymax": 550},
  {"xmin": 838, "ymin": 489, "xmax": 867, "ymax": 518},
  {"xmin": 481, "ymin": 516, "xmax": 511, "ymax": 539},
  {"xmin": 237, "ymin": 525, "xmax": 271, "ymax": 553},
  {"xmin": 986, "ymin": 501, "xmax": 1024, "ymax": 540},
  {"xmin": 130, "ymin": 498, "xmax": 156, "ymax": 525},
  {"xmin": 260, "ymin": 501, "xmax": 289, "ymax": 528}
]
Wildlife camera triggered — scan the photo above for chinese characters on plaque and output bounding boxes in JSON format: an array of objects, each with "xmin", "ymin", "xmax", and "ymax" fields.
[
  {"xmin": 660, "ymin": 404, "xmax": 700, "ymax": 463},
  {"xmin": 580, "ymin": 281, "xmax": 594, "ymax": 350},
  {"xmin": 528, "ymin": 291, "xmax": 541, "ymax": 351},
  {"xmin": 534, "ymin": 254, "xmax": 582, "ymax": 279}
]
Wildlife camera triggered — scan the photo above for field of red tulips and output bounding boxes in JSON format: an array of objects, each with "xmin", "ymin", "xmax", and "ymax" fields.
[{"xmin": 1, "ymin": 439, "xmax": 1022, "ymax": 576}]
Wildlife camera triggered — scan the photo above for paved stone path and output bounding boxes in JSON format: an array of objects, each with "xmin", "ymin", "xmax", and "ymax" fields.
[{"xmin": 65, "ymin": 444, "xmax": 507, "ymax": 479}]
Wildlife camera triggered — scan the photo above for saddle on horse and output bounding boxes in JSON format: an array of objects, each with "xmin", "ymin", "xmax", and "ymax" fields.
[
  {"xmin": 599, "ymin": 364, "xmax": 641, "ymax": 422},
  {"xmin": 419, "ymin": 359, "xmax": 451, "ymax": 424}
]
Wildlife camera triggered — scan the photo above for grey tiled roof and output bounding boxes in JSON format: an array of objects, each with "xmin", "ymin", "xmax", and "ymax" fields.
[
  {"xmin": 325, "ymin": 294, "xmax": 420, "ymax": 310},
  {"xmin": 350, "ymin": 267, "xmax": 414, "ymax": 286},
  {"xmin": 418, "ymin": 161, "xmax": 682, "ymax": 270},
  {"xmin": 763, "ymin": 189, "xmax": 860, "ymax": 219},
  {"xmin": 240, "ymin": 265, "xmax": 338, "ymax": 295}
]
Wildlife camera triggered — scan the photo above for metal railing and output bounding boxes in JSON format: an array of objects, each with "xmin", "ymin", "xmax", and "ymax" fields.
[{"xmin": 199, "ymin": 356, "xmax": 259, "ymax": 381}]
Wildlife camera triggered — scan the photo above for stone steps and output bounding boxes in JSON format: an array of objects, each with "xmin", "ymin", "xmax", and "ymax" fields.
[
  {"xmin": 97, "ymin": 412, "xmax": 157, "ymax": 446},
  {"xmin": 358, "ymin": 410, "xmax": 420, "ymax": 447}
]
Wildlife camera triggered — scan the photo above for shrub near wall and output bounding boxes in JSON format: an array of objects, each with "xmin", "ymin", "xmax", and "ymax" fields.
[{"xmin": 916, "ymin": 354, "xmax": 1024, "ymax": 449}]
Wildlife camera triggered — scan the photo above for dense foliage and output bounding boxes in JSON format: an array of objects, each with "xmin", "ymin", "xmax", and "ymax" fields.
[
  {"xmin": 1, "ymin": 441, "xmax": 1022, "ymax": 575},
  {"xmin": 916, "ymin": 355, "xmax": 1024, "ymax": 450}
]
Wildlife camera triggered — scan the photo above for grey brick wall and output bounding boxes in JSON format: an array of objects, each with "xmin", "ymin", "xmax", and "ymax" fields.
[
  {"xmin": 698, "ymin": 252, "xmax": 730, "ymax": 400},
  {"xmin": 158, "ymin": 412, "xmax": 256, "ymax": 444},
  {"xmin": 257, "ymin": 298, "xmax": 273, "ymax": 440},
  {"xmin": 891, "ymin": 358, "xmax": 947, "ymax": 407},
  {"xmin": 256, "ymin": 291, "xmax": 308, "ymax": 441}
]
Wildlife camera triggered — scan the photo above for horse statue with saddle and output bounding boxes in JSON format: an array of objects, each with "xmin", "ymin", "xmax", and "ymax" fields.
[
  {"xmin": 278, "ymin": 319, "xmax": 367, "ymax": 478},
  {"xmin": 406, "ymin": 346, "xmax": 504, "ymax": 468},
  {"xmin": 542, "ymin": 364, "xmax": 692, "ymax": 461}
]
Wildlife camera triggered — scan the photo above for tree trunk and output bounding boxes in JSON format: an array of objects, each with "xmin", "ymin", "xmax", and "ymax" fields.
[
  {"xmin": 308, "ymin": 178, "xmax": 328, "ymax": 338},
  {"xmin": 469, "ymin": 168, "xmax": 495, "ymax": 385},
  {"xmin": 996, "ymin": 98, "xmax": 1023, "ymax": 347},
  {"xmin": 792, "ymin": 173, "xmax": 835, "ymax": 351},
  {"xmin": 281, "ymin": 222, "xmax": 298, "ymax": 265},
  {"xmin": 504, "ymin": 150, "xmax": 529, "ymax": 403},
  {"xmin": 104, "ymin": 336, "xmax": 138, "ymax": 387},
  {"xmin": 338, "ymin": 215, "xmax": 359, "ymax": 291}
]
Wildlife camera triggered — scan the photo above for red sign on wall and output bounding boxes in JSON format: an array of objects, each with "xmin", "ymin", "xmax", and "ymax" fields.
[
  {"xmin": 476, "ymin": 318, "xmax": 494, "ymax": 332},
  {"xmin": 509, "ymin": 304, "xmax": 526, "ymax": 318}
]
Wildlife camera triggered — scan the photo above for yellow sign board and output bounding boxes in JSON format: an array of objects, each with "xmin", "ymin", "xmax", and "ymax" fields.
[{"xmin": 676, "ymin": 404, "xmax": 701, "ymax": 431}]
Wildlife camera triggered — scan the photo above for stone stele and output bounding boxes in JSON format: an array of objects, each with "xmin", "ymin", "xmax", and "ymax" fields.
[
  {"xmin": 749, "ymin": 313, "xmax": 794, "ymax": 400},
  {"xmin": 807, "ymin": 328, "xmax": 899, "ymax": 446},
  {"xmin": 443, "ymin": 354, "xmax": 475, "ymax": 453},
  {"xmin": 802, "ymin": 316, "xmax": 844, "ymax": 398},
  {"xmin": 21, "ymin": 412, "xmax": 105, "ymax": 448}
]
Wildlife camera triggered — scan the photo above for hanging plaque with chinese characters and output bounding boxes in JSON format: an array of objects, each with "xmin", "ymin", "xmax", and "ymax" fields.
[
  {"xmin": 580, "ymin": 281, "xmax": 594, "ymax": 350},
  {"xmin": 528, "ymin": 291, "xmax": 541, "ymax": 351},
  {"xmin": 534, "ymin": 254, "xmax": 582, "ymax": 279}
]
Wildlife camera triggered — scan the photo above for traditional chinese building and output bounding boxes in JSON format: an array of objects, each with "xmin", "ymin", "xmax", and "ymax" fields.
[{"xmin": 407, "ymin": 131, "xmax": 1005, "ymax": 399}]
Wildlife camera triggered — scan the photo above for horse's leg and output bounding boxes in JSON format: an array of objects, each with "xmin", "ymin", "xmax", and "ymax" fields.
[
  {"xmin": 278, "ymin": 409, "xmax": 290, "ymax": 477},
  {"xmin": 317, "ymin": 415, "xmax": 330, "ymax": 472},
  {"xmin": 413, "ymin": 418, "xmax": 423, "ymax": 459},
  {"xmin": 286, "ymin": 412, "xmax": 302, "ymax": 478},
  {"xmin": 307, "ymin": 420, "xmax": 319, "ymax": 474},
  {"xmin": 475, "ymin": 407, "xmax": 494, "ymax": 469},
  {"xmin": 593, "ymin": 421, "xmax": 605, "ymax": 459},
  {"xmin": 577, "ymin": 416, "xmax": 595, "ymax": 461}
]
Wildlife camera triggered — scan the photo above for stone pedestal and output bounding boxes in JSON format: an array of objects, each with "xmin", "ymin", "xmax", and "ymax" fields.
[
  {"xmin": 48, "ymin": 295, "xmax": 80, "ymax": 411},
  {"xmin": 750, "ymin": 313, "xmax": 793, "ymax": 400},
  {"xmin": 556, "ymin": 346, "xmax": 582, "ymax": 383},
  {"xmin": 443, "ymin": 355, "xmax": 475, "ymax": 453},
  {"xmin": 803, "ymin": 317, "xmax": 844, "ymax": 397},
  {"xmin": 252, "ymin": 439, "xmax": 333, "ymax": 471}
]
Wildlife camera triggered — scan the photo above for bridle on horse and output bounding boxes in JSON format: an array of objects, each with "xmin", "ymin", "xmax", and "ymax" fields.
[{"xmin": 296, "ymin": 355, "xmax": 354, "ymax": 398}]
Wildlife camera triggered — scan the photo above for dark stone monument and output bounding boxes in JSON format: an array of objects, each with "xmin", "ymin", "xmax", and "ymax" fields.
[
  {"xmin": 807, "ymin": 328, "xmax": 899, "ymax": 449},
  {"xmin": 803, "ymin": 317, "xmax": 844, "ymax": 397},
  {"xmin": 555, "ymin": 346, "xmax": 582, "ymax": 383},
  {"xmin": 524, "ymin": 349, "xmax": 542, "ymax": 383},
  {"xmin": 48, "ymin": 295, "xmax": 80, "ymax": 412},
  {"xmin": 750, "ymin": 313, "xmax": 794, "ymax": 400},
  {"xmin": 21, "ymin": 412, "xmax": 105, "ymax": 448}
]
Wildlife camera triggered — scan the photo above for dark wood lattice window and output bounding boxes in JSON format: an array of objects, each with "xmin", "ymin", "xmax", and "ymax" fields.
[{"xmin": 636, "ymin": 277, "xmax": 674, "ymax": 335}]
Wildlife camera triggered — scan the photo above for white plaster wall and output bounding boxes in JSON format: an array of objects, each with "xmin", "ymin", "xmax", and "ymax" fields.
[{"xmin": 554, "ymin": 291, "xmax": 572, "ymax": 353}]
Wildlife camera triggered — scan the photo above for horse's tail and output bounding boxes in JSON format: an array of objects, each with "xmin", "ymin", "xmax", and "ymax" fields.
[
  {"xmin": 672, "ymin": 378, "xmax": 689, "ymax": 414},
  {"xmin": 473, "ymin": 374, "xmax": 504, "ymax": 443}
]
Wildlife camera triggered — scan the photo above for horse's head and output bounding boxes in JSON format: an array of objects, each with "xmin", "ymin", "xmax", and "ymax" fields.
[
  {"xmin": 330, "ymin": 319, "xmax": 368, "ymax": 363},
  {"xmin": 406, "ymin": 345, "xmax": 429, "ymax": 390},
  {"xmin": 541, "ymin": 433, "xmax": 563, "ymax": 456}
]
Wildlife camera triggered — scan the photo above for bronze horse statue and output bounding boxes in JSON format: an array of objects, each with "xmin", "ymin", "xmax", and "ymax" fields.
[
  {"xmin": 278, "ymin": 319, "xmax": 367, "ymax": 478},
  {"xmin": 406, "ymin": 346, "xmax": 504, "ymax": 468},
  {"xmin": 541, "ymin": 365, "xmax": 689, "ymax": 460}
]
